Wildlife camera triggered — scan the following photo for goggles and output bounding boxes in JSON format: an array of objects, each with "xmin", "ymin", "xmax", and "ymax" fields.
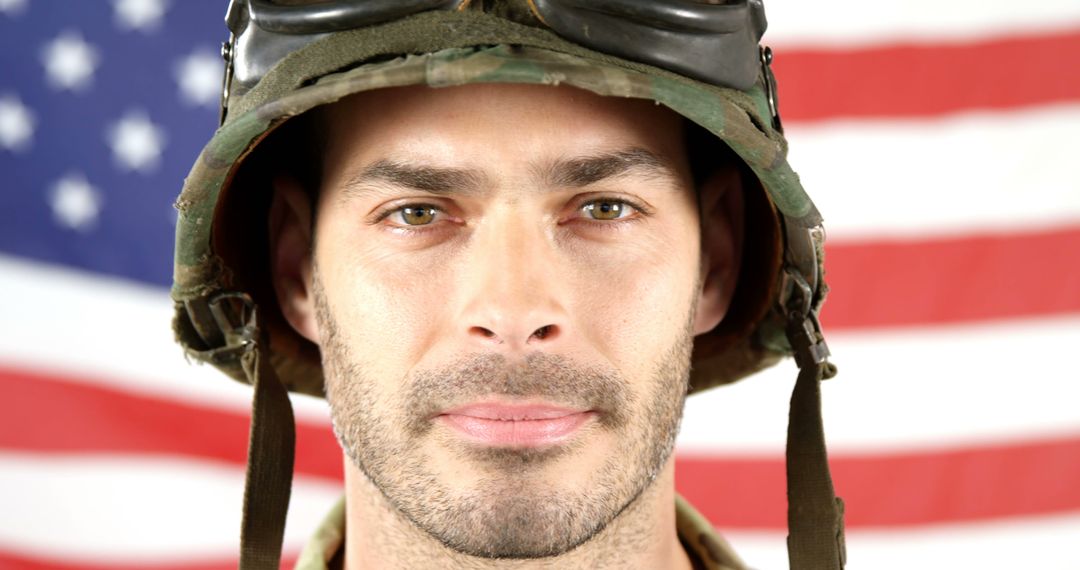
[{"xmin": 219, "ymin": 0, "xmax": 779, "ymax": 126}]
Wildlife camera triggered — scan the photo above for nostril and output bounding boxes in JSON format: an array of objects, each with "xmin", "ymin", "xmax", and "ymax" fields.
[
  {"xmin": 530, "ymin": 325, "xmax": 558, "ymax": 342},
  {"xmin": 469, "ymin": 326, "xmax": 498, "ymax": 340},
  {"xmin": 467, "ymin": 325, "xmax": 559, "ymax": 344}
]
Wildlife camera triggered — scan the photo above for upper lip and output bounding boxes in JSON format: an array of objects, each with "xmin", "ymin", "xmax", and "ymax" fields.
[{"xmin": 438, "ymin": 401, "xmax": 591, "ymax": 421}]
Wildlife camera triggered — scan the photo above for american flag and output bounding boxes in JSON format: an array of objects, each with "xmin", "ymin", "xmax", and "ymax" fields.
[{"xmin": 1, "ymin": 1, "xmax": 1078, "ymax": 568}]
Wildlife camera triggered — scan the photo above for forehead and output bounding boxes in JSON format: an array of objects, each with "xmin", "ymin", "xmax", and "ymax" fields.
[{"xmin": 318, "ymin": 83, "xmax": 688, "ymax": 172}]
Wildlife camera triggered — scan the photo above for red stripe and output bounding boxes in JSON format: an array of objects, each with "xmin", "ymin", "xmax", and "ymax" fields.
[
  {"xmin": 0, "ymin": 552, "xmax": 295, "ymax": 570},
  {"xmin": 4, "ymin": 368, "xmax": 1080, "ymax": 529},
  {"xmin": 821, "ymin": 226, "xmax": 1080, "ymax": 329},
  {"xmin": 0, "ymin": 367, "xmax": 343, "ymax": 481},
  {"xmin": 677, "ymin": 435, "xmax": 1080, "ymax": 529},
  {"xmin": 775, "ymin": 28, "xmax": 1080, "ymax": 122}
]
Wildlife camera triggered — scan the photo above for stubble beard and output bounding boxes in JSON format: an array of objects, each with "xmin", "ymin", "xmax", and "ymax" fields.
[{"xmin": 315, "ymin": 275, "xmax": 695, "ymax": 560}]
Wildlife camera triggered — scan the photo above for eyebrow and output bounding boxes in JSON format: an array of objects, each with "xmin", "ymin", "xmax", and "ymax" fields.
[
  {"xmin": 339, "ymin": 147, "xmax": 678, "ymax": 201},
  {"xmin": 543, "ymin": 148, "xmax": 679, "ymax": 188},
  {"xmin": 341, "ymin": 159, "xmax": 486, "ymax": 199}
]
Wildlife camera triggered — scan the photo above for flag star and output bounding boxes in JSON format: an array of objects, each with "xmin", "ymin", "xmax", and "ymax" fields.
[
  {"xmin": 175, "ymin": 48, "xmax": 223, "ymax": 107},
  {"xmin": 50, "ymin": 174, "xmax": 103, "ymax": 232},
  {"xmin": 41, "ymin": 31, "xmax": 101, "ymax": 91},
  {"xmin": 0, "ymin": 94, "xmax": 35, "ymax": 152},
  {"xmin": 113, "ymin": 0, "xmax": 168, "ymax": 32},
  {"xmin": 0, "ymin": 0, "xmax": 28, "ymax": 16},
  {"xmin": 107, "ymin": 110, "xmax": 167, "ymax": 173}
]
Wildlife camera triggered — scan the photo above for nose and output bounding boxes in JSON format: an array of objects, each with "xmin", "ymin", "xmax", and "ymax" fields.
[{"xmin": 457, "ymin": 216, "xmax": 568, "ymax": 351}]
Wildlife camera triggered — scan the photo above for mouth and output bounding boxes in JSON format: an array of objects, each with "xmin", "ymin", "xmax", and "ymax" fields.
[{"xmin": 436, "ymin": 402, "xmax": 597, "ymax": 448}]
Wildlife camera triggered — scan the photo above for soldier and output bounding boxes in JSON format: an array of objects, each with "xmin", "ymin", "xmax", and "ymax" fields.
[{"xmin": 171, "ymin": 1, "xmax": 844, "ymax": 568}]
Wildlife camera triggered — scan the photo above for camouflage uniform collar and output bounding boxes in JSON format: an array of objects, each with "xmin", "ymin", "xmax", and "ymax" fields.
[
  {"xmin": 675, "ymin": 494, "xmax": 748, "ymax": 570},
  {"xmin": 294, "ymin": 495, "xmax": 747, "ymax": 569},
  {"xmin": 294, "ymin": 497, "xmax": 345, "ymax": 569}
]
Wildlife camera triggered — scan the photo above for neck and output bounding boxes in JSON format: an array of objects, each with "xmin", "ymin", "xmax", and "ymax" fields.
[{"xmin": 341, "ymin": 457, "xmax": 691, "ymax": 570}]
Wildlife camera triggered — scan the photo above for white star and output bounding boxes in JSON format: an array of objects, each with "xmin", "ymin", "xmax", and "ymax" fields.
[
  {"xmin": 175, "ymin": 48, "xmax": 223, "ymax": 107},
  {"xmin": 50, "ymin": 173, "xmax": 103, "ymax": 232},
  {"xmin": 0, "ymin": 0, "xmax": 28, "ymax": 16},
  {"xmin": 0, "ymin": 93, "xmax": 35, "ymax": 152},
  {"xmin": 106, "ymin": 110, "xmax": 165, "ymax": 172},
  {"xmin": 41, "ymin": 31, "xmax": 101, "ymax": 91},
  {"xmin": 107, "ymin": 110, "xmax": 167, "ymax": 173},
  {"xmin": 113, "ymin": 0, "xmax": 168, "ymax": 32}
]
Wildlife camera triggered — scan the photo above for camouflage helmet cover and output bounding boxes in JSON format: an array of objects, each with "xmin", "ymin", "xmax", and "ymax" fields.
[{"xmin": 171, "ymin": 4, "xmax": 829, "ymax": 398}]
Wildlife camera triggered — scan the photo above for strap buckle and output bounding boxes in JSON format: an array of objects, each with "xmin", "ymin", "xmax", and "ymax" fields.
[
  {"xmin": 779, "ymin": 262, "xmax": 831, "ymax": 371},
  {"xmin": 208, "ymin": 290, "xmax": 257, "ymax": 351},
  {"xmin": 760, "ymin": 45, "xmax": 782, "ymax": 133},
  {"xmin": 184, "ymin": 291, "xmax": 258, "ymax": 366},
  {"xmin": 777, "ymin": 220, "xmax": 832, "ymax": 372},
  {"xmin": 219, "ymin": 33, "xmax": 235, "ymax": 125}
]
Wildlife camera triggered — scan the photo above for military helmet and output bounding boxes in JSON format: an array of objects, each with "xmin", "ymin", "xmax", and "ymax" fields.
[{"xmin": 170, "ymin": 1, "xmax": 843, "ymax": 568}]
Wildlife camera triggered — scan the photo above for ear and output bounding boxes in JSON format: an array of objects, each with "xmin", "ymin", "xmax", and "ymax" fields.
[
  {"xmin": 692, "ymin": 164, "xmax": 745, "ymax": 335},
  {"xmin": 268, "ymin": 175, "xmax": 320, "ymax": 344}
]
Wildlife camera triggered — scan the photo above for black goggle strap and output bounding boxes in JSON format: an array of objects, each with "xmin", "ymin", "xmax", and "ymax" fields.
[
  {"xmin": 218, "ymin": 0, "xmax": 769, "ymax": 125},
  {"xmin": 781, "ymin": 260, "xmax": 846, "ymax": 569},
  {"xmin": 202, "ymin": 291, "xmax": 296, "ymax": 570},
  {"xmin": 241, "ymin": 0, "xmax": 468, "ymax": 34}
]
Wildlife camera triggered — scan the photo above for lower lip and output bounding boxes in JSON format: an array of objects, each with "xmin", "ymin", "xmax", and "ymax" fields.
[{"xmin": 438, "ymin": 412, "xmax": 595, "ymax": 447}]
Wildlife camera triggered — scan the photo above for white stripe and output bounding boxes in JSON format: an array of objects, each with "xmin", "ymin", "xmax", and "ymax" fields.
[
  {"xmin": 726, "ymin": 513, "xmax": 1080, "ymax": 569},
  {"xmin": 0, "ymin": 452, "xmax": 340, "ymax": 563},
  {"xmin": 678, "ymin": 314, "xmax": 1080, "ymax": 454},
  {"xmin": 0, "ymin": 254, "xmax": 333, "ymax": 424},
  {"xmin": 763, "ymin": 0, "xmax": 1080, "ymax": 47},
  {"xmin": 1, "ymin": 451, "xmax": 1077, "ymax": 568},
  {"xmin": 3, "ymin": 255, "xmax": 1079, "ymax": 454},
  {"xmin": 785, "ymin": 104, "xmax": 1080, "ymax": 240}
]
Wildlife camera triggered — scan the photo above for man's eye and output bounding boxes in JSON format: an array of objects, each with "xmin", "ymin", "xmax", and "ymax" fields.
[
  {"xmin": 394, "ymin": 205, "xmax": 439, "ymax": 226},
  {"xmin": 582, "ymin": 200, "xmax": 634, "ymax": 221}
]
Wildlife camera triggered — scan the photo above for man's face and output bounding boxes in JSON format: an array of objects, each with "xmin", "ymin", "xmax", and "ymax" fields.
[{"xmin": 277, "ymin": 83, "xmax": 735, "ymax": 559}]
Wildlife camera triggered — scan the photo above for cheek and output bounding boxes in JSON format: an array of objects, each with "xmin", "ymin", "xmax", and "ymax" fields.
[
  {"xmin": 317, "ymin": 229, "xmax": 459, "ymax": 376},
  {"xmin": 562, "ymin": 224, "xmax": 700, "ymax": 364}
]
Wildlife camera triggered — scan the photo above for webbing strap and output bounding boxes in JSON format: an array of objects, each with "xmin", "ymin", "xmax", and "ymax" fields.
[
  {"xmin": 785, "ymin": 359, "xmax": 846, "ymax": 569},
  {"xmin": 239, "ymin": 340, "xmax": 296, "ymax": 570}
]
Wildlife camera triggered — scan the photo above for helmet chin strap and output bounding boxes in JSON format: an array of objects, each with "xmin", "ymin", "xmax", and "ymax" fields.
[
  {"xmin": 224, "ymin": 275, "xmax": 844, "ymax": 570},
  {"xmin": 201, "ymin": 291, "xmax": 295, "ymax": 570},
  {"xmin": 784, "ymin": 280, "xmax": 846, "ymax": 569},
  {"xmin": 239, "ymin": 327, "xmax": 296, "ymax": 570}
]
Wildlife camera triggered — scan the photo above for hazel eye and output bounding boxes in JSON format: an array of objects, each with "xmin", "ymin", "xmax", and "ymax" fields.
[
  {"xmin": 395, "ymin": 205, "xmax": 439, "ymax": 225},
  {"xmin": 582, "ymin": 199, "xmax": 634, "ymax": 220}
]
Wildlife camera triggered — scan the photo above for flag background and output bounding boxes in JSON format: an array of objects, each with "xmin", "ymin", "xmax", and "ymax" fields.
[{"xmin": 1, "ymin": 1, "xmax": 1078, "ymax": 568}]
